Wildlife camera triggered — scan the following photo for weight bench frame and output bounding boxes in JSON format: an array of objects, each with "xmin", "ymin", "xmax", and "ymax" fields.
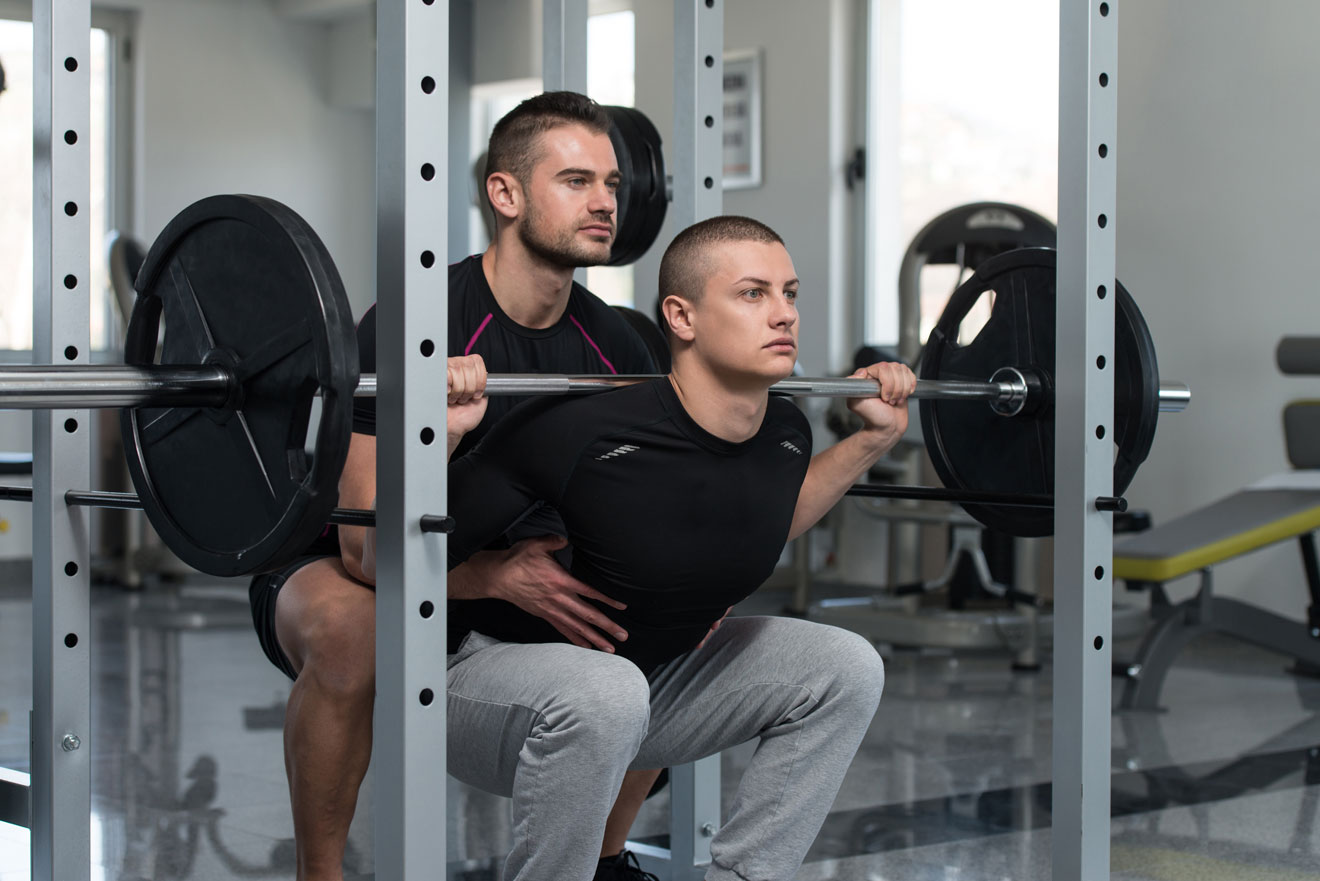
[{"xmin": 1118, "ymin": 531, "xmax": 1320, "ymax": 710}]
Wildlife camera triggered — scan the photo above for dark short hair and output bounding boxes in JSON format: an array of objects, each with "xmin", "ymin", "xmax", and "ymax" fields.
[
  {"xmin": 658, "ymin": 215, "xmax": 786, "ymax": 308},
  {"xmin": 484, "ymin": 91, "xmax": 613, "ymax": 196}
]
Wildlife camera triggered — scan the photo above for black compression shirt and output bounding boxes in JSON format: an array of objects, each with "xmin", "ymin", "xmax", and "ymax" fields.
[
  {"xmin": 353, "ymin": 255, "xmax": 657, "ymax": 458},
  {"xmin": 305, "ymin": 256, "xmax": 656, "ymax": 557},
  {"xmin": 448, "ymin": 378, "xmax": 814, "ymax": 673}
]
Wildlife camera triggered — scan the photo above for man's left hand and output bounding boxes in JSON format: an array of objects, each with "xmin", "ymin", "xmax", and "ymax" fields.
[{"xmin": 846, "ymin": 361, "xmax": 916, "ymax": 438}]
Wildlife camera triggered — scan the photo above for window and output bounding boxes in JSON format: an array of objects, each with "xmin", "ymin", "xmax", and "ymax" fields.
[
  {"xmin": 866, "ymin": 0, "xmax": 1059, "ymax": 343},
  {"xmin": 584, "ymin": 7, "xmax": 636, "ymax": 308},
  {"xmin": 466, "ymin": 8, "xmax": 638, "ymax": 308},
  {"xmin": 0, "ymin": 14, "xmax": 121, "ymax": 352}
]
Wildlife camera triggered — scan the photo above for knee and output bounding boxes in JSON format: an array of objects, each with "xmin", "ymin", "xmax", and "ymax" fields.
[
  {"xmin": 551, "ymin": 656, "xmax": 651, "ymax": 748},
  {"xmin": 811, "ymin": 626, "xmax": 885, "ymax": 713},
  {"xmin": 836, "ymin": 629, "xmax": 886, "ymax": 710},
  {"xmin": 289, "ymin": 596, "xmax": 376, "ymax": 702}
]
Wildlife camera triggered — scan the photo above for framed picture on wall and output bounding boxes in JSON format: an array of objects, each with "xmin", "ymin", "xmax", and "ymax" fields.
[{"xmin": 722, "ymin": 49, "xmax": 763, "ymax": 190}]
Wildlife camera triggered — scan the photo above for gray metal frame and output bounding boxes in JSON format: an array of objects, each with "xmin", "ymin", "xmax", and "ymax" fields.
[
  {"xmin": 31, "ymin": 0, "xmax": 93, "ymax": 878},
  {"xmin": 374, "ymin": 1, "xmax": 450, "ymax": 876},
  {"xmin": 1052, "ymin": 0, "xmax": 1118, "ymax": 878}
]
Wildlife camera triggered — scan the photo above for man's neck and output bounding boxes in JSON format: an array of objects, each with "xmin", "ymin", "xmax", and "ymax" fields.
[
  {"xmin": 481, "ymin": 240, "xmax": 576, "ymax": 330},
  {"xmin": 667, "ymin": 358, "xmax": 771, "ymax": 443}
]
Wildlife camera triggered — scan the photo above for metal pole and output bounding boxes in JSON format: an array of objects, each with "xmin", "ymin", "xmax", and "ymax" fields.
[
  {"xmin": 375, "ymin": 0, "xmax": 449, "ymax": 878},
  {"xmin": 32, "ymin": 0, "xmax": 91, "ymax": 875},
  {"xmin": 0, "ymin": 366, "xmax": 230, "ymax": 408},
  {"xmin": 1054, "ymin": 0, "xmax": 1118, "ymax": 878},
  {"xmin": 0, "ymin": 366, "xmax": 1190, "ymax": 413}
]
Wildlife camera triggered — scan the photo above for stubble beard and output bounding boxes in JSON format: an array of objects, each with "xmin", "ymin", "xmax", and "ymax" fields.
[{"xmin": 517, "ymin": 198, "xmax": 614, "ymax": 269}]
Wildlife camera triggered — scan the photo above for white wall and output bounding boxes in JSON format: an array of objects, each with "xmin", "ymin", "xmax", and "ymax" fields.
[
  {"xmin": 126, "ymin": 0, "xmax": 377, "ymax": 316},
  {"xmin": 631, "ymin": 0, "xmax": 862, "ymax": 377},
  {"xmin": 1117, "ymin": 0, "xmax": 1320, "ymax": 617}
]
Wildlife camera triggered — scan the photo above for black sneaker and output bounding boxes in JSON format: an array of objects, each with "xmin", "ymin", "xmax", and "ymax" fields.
[{"xmin": 594, "ymin": 849, "xmax": 659, "ymax": 881}]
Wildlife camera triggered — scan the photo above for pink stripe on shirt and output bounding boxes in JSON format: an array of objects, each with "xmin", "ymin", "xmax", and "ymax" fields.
[
  {"xmin": 570, "ymin": 315, "xmax": 618, "ymax": 374},
  {"xmin": 463, "ymin": 313, "xmax": 494, "ymax": 355}
]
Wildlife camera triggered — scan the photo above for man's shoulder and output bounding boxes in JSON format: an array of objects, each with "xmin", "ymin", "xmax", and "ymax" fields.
[{"xmin": 767, "ymin": 395, "xmax": 813, "ymax": 441}]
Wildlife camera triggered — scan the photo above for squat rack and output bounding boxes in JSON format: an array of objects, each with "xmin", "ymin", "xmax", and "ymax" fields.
[{"xmin": 22, "ymin": 1, "xmax": 1118, "ymax": 879}]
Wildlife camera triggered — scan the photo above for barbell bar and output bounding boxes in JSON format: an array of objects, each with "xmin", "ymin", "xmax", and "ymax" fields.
[{"xmin": 0, "ymin": 365, "xmax": 1191, "ymax": 414}]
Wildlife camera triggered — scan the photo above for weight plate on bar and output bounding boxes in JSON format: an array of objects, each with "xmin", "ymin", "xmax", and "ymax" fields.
[
  {"xmin": 919, "ymin": 247, "xmax": 1161, "ymax": 537},
  {"xmin": 605, "ymin": 106, "xmax": 668, "ymax": 266},
  {"xmin": 121, "ymin": 195, "xmax": 358, "ymax": 577}
]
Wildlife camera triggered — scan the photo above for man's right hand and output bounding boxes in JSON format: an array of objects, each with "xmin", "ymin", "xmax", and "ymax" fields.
[{"xmin": 458, "ymin": 536, "xmax": 629, "ymax": 652}]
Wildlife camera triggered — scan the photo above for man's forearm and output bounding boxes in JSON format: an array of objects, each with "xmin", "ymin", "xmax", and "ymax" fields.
[
  {"xmin": 788, "ymin": 428, "xmax": 900, "ymax": 540},
  {"xmin": 447, "ymin": 553, "xmax": 499, "ymax": 600}
]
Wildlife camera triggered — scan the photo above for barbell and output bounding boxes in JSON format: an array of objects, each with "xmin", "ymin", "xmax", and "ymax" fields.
[{"xmin": 0, "ymin": 195, "xmax": 1188, "ymax": 576}]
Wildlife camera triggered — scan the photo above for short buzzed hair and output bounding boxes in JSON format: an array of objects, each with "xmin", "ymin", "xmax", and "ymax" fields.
[
  {"xmin": 658, "ymin": 215, "xmax": 785, "ymax": 306},
  {"xmin": 484, "ymin": 91, "xmax": 613, "ymax": 197}
]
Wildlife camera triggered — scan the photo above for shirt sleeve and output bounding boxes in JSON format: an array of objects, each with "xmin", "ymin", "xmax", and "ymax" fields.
[{"xmin": 446, "ymin": 396, "xmax": 585, "ymax": 570}]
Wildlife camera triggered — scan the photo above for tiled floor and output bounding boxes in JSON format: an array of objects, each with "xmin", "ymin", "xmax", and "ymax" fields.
[{"xmin": 2, "ymin": 571, "xmax": 1320, "ymax": 880}]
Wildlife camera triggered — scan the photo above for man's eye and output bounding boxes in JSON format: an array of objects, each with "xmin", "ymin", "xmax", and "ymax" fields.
[
  {"xmin": 785, "ymin": 289, "xmax": 799, "ymax": 301},
  {"xmin": 744, "ymin": 289, "xmax": 763, "ymax": 299},
  {"xmin": 568, "ymin": 177, "xmax": 587, "ymax": 186},
  {"xmin": 606, "ymin": 179, "xmax": 621, "ymax": 192}
]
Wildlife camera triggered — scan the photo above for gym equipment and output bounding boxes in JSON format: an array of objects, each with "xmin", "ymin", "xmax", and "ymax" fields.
[
  {"xmin": 604, "ymin": 106, "xmax": 669, "ymax": 266},
  {"xmin": 0, "ymin": 195, "xmax": 1187, "ymax": 577},
  {"xmin": 921, "ymin": 247, "xmax": 1161, "ymax": 537},
  {"xmin": 1112, "ymin": 336, "xmax": 1320, "ymax": 709}
]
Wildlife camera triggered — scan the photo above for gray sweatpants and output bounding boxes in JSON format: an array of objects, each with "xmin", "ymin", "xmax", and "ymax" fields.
[{"xmin": 446, "ymin": 615, "xmax": 885, "ymax": 881}]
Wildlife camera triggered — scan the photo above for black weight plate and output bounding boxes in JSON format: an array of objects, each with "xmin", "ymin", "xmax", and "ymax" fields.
[
  {"xmin": 919, "ymin": 247, "xmax": 1161, "ymax": 537},
  {"xmin": 605, "ymin": 106, "xmax": 668, "ymax": 266},
  {"xmin": 120, "ymin": 195, "xmax": 358, "ymax": 577}
]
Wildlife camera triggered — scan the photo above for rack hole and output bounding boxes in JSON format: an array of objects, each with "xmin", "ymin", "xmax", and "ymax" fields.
[
  {"xmin": 1099, "ymin": 72, "xmax": 1109, "ymax": 87},
  {"xmin": 420, "ymin": 339, "xmax": 435, "ymax": 357},
  {"xmin": 65, "ymin": 561, "xmax": 78, "ymax": 577},
  {"xmin": 1099, "ymin": 2, "xmax": 1109, "ymax": 16},
  {"xmin": 1097, "ymin": 284, "xmax": 1107, "ymax": 299},
  {"xmin": 63, "ymin": 275, "xmax": 77, "ymax": 290},
  {"xmin": 64, "ymin": 418, "xmax": 78, "ymax": 434},
  {"xmin": 65, "ymin": 633, "xmax": 78, "ymax": 648},
  {"xmin": 1094, "ymin": 635, "xmax": 1105, "ymax": 650},
  {"xmin": 421, "ymin": 76, "xmax": 436, "ymax": 94},
  {"xmin": 1095, "ymin": 424, "xmax": 1106, "ymax": 440},
  {"xmin": 64, "ymin": 130, "xmax": 78, "ymax": 145},
  {"xmin": 704, "ymin": 115, "xmax": 714, "ymax": 128},
  {"xmin": 420, "ymin": 427, "xmax": 436, "ymax": 445},
  {"xmin": 420, "ymin": 250, "xmax": 436, "ymax": 268},
  {"xmin": 1098, "ymin": 143, "xmax": 1109, "ymax": 158},
  {"xmin": 1094, "ymin": 565, "xmax": 1105, "ymax": 580},
  {"xmin": 420, "ymin": 601, "xmax": 435, "ymax": 619},
  {"xmin": 1097, "ymin": 214, "xmax": 1108, "ymax": 229},
  {"xmin": 419, "ymin": 688, "xmax": 434, "ymax": 706},
  {"xmin": 703, "ymin": 177, "xmax": 714, "ymax": 189},
  {"xmin": 705, "ymin": 55, "xmax": 714, "ymax": 68},
  {"xmin": 64, "ymin": 202, "xmax": 78, "ymax": 217},
  {"xmin": 64, "ymin": 57, "xmax": 78, "ymax": 72},
  {"xmin": 1096, "ymin": 355, "xmax": 1106, "ymax": 370},
  {"xmin": 421, "ymin": 163, "xmax": 435, "ymax": 181},
  {"xmin": 64, "ymin": 345, "xmax": 78, "ymax": 361}
]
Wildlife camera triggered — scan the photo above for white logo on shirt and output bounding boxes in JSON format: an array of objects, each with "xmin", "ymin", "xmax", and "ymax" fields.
[
  {"xmin": 596, "ymin": 444, "xmax": 641, "ymax": 461},
  {"xmin": 781, "ymin": 440, "xmax": 803, "ymax": 455}
]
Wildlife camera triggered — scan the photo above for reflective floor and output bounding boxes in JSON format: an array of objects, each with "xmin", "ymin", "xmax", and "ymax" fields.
[{"xmin": 2, "ymin": 568, "xmax": 1320, "ymax": 880}]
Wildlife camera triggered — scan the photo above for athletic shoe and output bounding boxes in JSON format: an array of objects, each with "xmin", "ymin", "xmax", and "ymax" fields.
[{"xmin": 594, "ymin": 849, "xmax": 659, "ymax": 881}]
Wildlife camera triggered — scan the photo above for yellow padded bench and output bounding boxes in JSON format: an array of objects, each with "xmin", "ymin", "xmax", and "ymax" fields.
[{"xmin": 1112, "ymin": 474, "xmax": 1320, "ymax": 709}]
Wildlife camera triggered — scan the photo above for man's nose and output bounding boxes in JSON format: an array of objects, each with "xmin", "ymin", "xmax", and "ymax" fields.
[{"xmin": 589, "ymin": 181, "xmax": 617, "ymax": 216}]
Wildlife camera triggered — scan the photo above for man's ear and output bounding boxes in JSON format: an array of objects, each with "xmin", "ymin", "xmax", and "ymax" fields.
[
  {"xmin": 485, "ymin": 172, "xmax": 522, "ymax": 222},
  {"xmin": 662, "ymin": 295, "xmax": 697, "ymax": 343}
]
